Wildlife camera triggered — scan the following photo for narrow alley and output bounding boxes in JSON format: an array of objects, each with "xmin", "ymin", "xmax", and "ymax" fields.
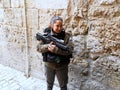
[{"xmin": 0, "ymin": 64, "xmax": 59, "ymax": 90}]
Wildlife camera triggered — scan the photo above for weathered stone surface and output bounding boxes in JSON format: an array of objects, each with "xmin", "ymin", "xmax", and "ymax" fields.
[
  {"xmin": 27, "ymin": 9, "xmax": 38, "ymax": 29},
  {"xmin": 4, "ymin": 8, "xmax": 26, "ymax": 27},
  {"xmin": 97, "ymin": 0, "xmax": 116, "ymax": 5},
  {"xmin": 68, "ymin": 62, "xmax": 89, "ymax": 90},
  {"xmin": 72, "ymin": 35, "xmax": 86, "ymax": 56},
  {"xmin": 10, "ymin": 0, "xmax": 25, "ymax": 8},
  {"xmin": 91, "ymin": 55, "xmax": 120, "ymax": 89},
  {"xmin": 0, "ymin": 0, "xmax": 120, "ymax": 90},
  {"xmin": 0, "ymin": 9, "xmax": 4, "ymax": 23},
  {"xmin": 87, "ymin": 18, "xmax": 120, "ymax": 58},
  {"xmin": 88, "ymin": 6, "xmax": 120, "ymax": 19},
  {"xmin": 11, "ymin": 0, "xmax": 20, "ymax": 8},
  {"xmin": 3, "ymin": 0, "xmax": 10, "ymax": 8},
  {"xmin": 117, "ymin": 0, "xmax": 120, "ymax": 3},
  {"xmin": 26, "ymin": 0, "xmax": 35, "ymax": 8},
  {"xmin": 81, "ymin": 80, "xmax": 112, "ymax": 90},
  {"xmin": 2, "ymin": 25, "xmax": 27, "ymax": 72},
  {"xmin": 0, "ymin": 27, "xmax": 10, "ymax": 66},
  {"xmin": 0, "ymin": 0, "xmax": 3, "ymax": 8}
]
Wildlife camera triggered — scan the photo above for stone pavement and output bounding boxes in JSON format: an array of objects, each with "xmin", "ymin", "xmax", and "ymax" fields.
[{"xmin": 0, "ymin": 64, "xmax": 59, "ymax": 90}]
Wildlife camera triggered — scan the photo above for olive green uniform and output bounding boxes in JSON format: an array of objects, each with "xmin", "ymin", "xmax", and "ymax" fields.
[{"xmin": 37, "ymin": 29, "xmax": 73, "ymax": 90}]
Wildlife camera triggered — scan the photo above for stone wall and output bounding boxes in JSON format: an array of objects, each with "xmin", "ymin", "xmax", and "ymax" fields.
[{"xmin": 0, "ymin": 0, "xmax": 120, "ymax": 90}]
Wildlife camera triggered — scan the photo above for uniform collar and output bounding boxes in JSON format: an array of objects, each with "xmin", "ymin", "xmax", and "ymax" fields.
[{"xmin": 50, "ymin": 29, "xmax": 62, "ymax": 36}]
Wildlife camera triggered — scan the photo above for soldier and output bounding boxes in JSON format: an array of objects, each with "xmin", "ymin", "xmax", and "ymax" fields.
[{"xmin": 37, "ymin": 16, "xmax": 73, "ymax": 90}]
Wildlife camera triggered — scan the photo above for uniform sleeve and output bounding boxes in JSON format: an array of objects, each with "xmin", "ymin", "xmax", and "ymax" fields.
[
  {"xmin": 37, "ymin": 40, "xmax": 49, "ymax": 53},
  {"xmin": 53, "ymin": 33, "xmax": 74, "ymax": 55}
]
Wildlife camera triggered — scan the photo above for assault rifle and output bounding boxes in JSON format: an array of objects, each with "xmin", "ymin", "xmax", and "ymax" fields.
[{"xmin": 36, "ymin": 32, "xmax": 69, "ymax": 51}]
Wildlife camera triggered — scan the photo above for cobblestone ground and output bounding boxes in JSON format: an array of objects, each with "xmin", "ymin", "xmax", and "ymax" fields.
[{"xmin": 0, "ymin": 64, "xmax": 59, "ymax": 90}]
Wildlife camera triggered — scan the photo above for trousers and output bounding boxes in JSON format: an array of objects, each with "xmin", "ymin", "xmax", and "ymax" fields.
[{"xmin": 44, "ymin": 64, "xmax": 68, "ymax": 90}]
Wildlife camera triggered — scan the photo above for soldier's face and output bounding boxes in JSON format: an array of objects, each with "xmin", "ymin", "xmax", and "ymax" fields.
[{"xmin": 52, "ymin": 20, "xmax": 63, "ymax": 33}]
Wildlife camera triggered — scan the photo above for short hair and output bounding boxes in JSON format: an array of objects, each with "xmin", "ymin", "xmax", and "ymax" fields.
[{"xmin": 50, "ymin": 16, "xmax": 63, "ymax": 24}]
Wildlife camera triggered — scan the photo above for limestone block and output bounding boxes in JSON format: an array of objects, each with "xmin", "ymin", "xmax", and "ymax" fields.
[
  {"xmin": 70, "ymin": 58, "xmax": 89, "ymax": 68},
  {"xmin": 2, "ymin": 25, "xmax": 27, "ymax": 72},
  {"xmin": 91, "ymin": 55, "xmax": 120, "ymax": 89},
  {"xmin": 71, "ymin": 28, "xmax": 80, "ymax": 35},
  {"xmin": 97, "ymin": 0, "xmax": 116, "ymax": 5},
  {"xmin": 68, "ymin": 77, "xmax": 81, "ymax": 90},
  {"xmin": 4, "ymin": 8, "xmax": 13, "ymax": 25},
  {"xmin": 68, "ymin": 64, "xmax": 84, "ymax": 90},
  {"xmin": 87, "ymin": 35, "xmax": 103, "ymax": 53},
  {"xmin": 89, "ymin": 53, "xmax": 102, "ymax": 60},
  {"xmin": 70, "ymin": 0, "xmax": 87, "ymax": 10},
  {"xmin": 27, "ymin": 9, "xmax": 38, "ymax": 29},
  {"xmin": 19, "ymin": 0, "xmax": 24, "ymax": 8},
  {"xmin": 3, "ymin": 0, "xmax": 10, "ymax": 8},
  {"xmin": 88, "ymin": 7, "xmax": 110, "ymax": 18},
  {"xmin": 72, "ymin": 35, "xmax": 86, "ymax": 56},
  {"xmin": 111, "ymin": 49, "xmax": 120, "ymax": 56},
  {"xmin": 103, "ymin": 21, "xmax": 120, "ymax": 56},
  {"xmin": 21, "ymin": 9, "xmax": 26, "ymax": 28},
  {"xmin": 81, "ymin": 80, "xmax": 111, "ymax": 90},
  {"xmin": 0, "ymin": 9, "xmax": 4, "ymax": 23},
  {"xmin": 3, "ymin": 25, "xmax": 27, "ymax": 48},
  {"xmin": 11, "ymin": 0, "xmax": 19, "ymax": 8},
  {"xmin": 87, "ymin": 34, "xmax": 104, "ymax": 59},
  {"xmin": 39, "ymin": 9, "xmax": 55, "ymax": 30},
  {"xmin": 0, "ymin": 27, "xmax": 3, "ymax": 41},
  {"xmin": 71, "ymin": 19, "xmax": 88, "ymax": 35},
  {"xmin": 79, "ymin": 21, "xmax": 88, "ymax": 35},
  {"xmin": 89, "ymin": 0, "xmax": 116, "ymax": 7},
  {"xmin": 26, "ymin": 0, "xmax": 35, "ymax": 8},
  {"xmin": 117, "ymin": 0, "xmax": 120, "ymax": 3},
  {"xmin": 89, "ymin": 6, "xmax": 120, "ymax": 19},
  {"xmin": 68, "ymin": 63, "xmax": 89, "ymax": 90},
  {"xmin": 88, "ymin": 0, "xmax": 94, "ymax": 5},
  {"xmin": 10, "ymin": 1, "xmax": 24, "ymax": 8},
  {"xmin": 12, "ymin": 9, "xmax": 26, "ymax": 27},
  {"xmin": 87, "ymin": 18, "xmax": 120, "ymax": 57},
  {"xmin": 4, "ymin": 8, "xmax": 26, "ymax": 27},
  {"xmin": 0, "ymin": 27, "xmax": 10, "ymax": 66},
  {"xmin": 73, "ymin": 7, "xmax": 83, "ymax": 18},
  {"xmin": 0, "ymin": 0, "xmax": 3, "ymax": 7},
  {"xmin": 71, "ymin": 17, "xmax": 80, "ymax": 29},
  {"xmin": 113, "ymin": 6, "xmax": 120, "ymax": 17}
]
